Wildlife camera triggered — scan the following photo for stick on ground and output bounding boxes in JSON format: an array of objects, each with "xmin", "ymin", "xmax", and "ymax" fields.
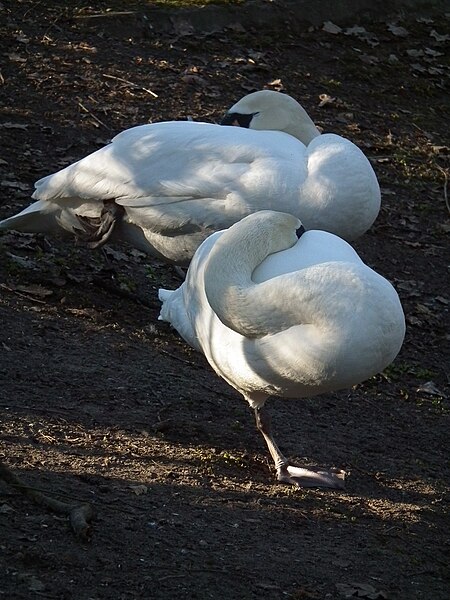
[{"xmin": 0, "ymin": 460, "xmax": 93, "ymax": 541}]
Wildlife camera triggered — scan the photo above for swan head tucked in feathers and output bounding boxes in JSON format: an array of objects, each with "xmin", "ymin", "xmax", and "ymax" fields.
[
  {"xmin": 159, "ymin": 210, "xmax": 405, "ymax": 400},
  {"xmin": 221, "ymin": 90, "xmax": 321, "ymax": 145},
  {"xmin": 203, "ymin": 211, "xmax": 301, "ymax": 337}
]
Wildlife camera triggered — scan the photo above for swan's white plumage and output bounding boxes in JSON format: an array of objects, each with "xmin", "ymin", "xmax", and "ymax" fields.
[
  {"xmin": 0, "ymin": 91, "xmax": 381, "ymax": 265},
  {"xmin": 159, "ymin": 210, "xmax": 404, "ymax": 488},
  {"xmin": 159, "ymin": 211, "xmax": 405, "ymax": 409}
]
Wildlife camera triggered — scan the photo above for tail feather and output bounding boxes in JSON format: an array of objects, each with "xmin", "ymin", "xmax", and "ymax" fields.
[{"xmin": 0, "ymin": 199, "xmax": 72, "ymax": 235}]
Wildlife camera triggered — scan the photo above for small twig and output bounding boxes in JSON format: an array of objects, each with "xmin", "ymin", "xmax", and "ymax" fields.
[
  {"xmin": 73, "ymin": 11, "xmax": 136, "ymax": 19},
  {"xmin": 436, "ymin": 165, "xmax": 449, "ymax": 215},
  {"xmin": 102, "ymin": 74, "xmax": 158, "ymax": 98},
  {"xmin": 0, "ymin": 460, "xmax": 93, "ymax": 541},
  {"xmin": 22, "ymin": 0, "xmax": 43, "ymax": 18},
  {"xmin": 159, "ymin": 348, "xmax": 196, "ymax": 366},
  {"xmin": 0, "ymin": 283, "xmax": 47, "ymax": 304},
  {"xmin": 6, "ymin": 482, "xmax": 87, "ymax": 504},
  {"xmin": 41, "ymin": 12, "xmax": 65, "ymax": 39},
  {"xmin": 78, "ymin": 100, "xmax": 110, "ymax": 130}
]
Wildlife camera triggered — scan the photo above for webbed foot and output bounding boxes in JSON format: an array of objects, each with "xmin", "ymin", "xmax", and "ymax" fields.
[
  {"xmin": 277, "ymin": 464, "xmax": 345, "ymax": 489},
  {"xmin": 75, "ymin": 200, "xmax": 124, "ymax": 248}
]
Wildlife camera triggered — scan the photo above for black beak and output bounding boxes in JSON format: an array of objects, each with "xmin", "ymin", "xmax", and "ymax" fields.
[
  {"xmin": 220, "ymin": 112, "xmax": 254, "ymax": 128},
  {"xmin": 296, "ymin": 225, "xmax": 306, "ymax": 239}
]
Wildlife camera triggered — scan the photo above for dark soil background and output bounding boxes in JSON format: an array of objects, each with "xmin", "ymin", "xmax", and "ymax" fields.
[{"xmin": 0, "ymin": 2, "xmax": 449, "ymax": 599}]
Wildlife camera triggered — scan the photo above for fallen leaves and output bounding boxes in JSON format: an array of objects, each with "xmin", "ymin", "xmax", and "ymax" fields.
[
  {"xmin": 0, "ymin": 122, "xmax": 29, "ymax": 130},
  {"xmin": 129, "ymin": 484, "xmax": 148, "ymax": 496},
  {"xmin": 322, "ymin": 21, "xmax": 342, "ymax": 35},
  {"xmin": 416, "ymin": 381, "xmax": 447, "ymax": 398},
  {"xmin": 387, "ymin": 23, "xmax": 409, "ymax": 37},
  {"xmin": 14, "ymin": 283, "xmax": 54, "ymax": 299},
  {"xmin": 1, "ymin": 179, "xmax": 30, "ymax": 192},
  {"xmin": 6, "ymin": 52, "xmax": 27, "ymax": 63},
  {"xmin": 318, "ymin": 17, "xmax": 448, "ymax": 86},
  {"xmin": 318, "ymin": 93, "xmax": 336, "ymax": 108},
  {"xmin": 429, "ymin": 29, "xmax": 450, "ymax": 43},
  {"xmin": 336, "ymin": 582, "xmax": 388, "ymax": 599}
]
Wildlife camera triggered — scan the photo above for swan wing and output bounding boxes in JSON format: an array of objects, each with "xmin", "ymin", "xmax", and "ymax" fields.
[{"xmin": 33, "ymin": 123, "xmax": 304, "ymax": 233}]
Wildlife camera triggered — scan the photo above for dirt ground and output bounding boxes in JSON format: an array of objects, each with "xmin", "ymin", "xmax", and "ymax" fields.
[{"xmin": 0, "ymin": 2, "xmax": 449, "ymax": 599}]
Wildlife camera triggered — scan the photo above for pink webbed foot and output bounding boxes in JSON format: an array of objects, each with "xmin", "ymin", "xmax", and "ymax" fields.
[{"xmin": 277, "ymin": 464, "xmax": 346, "ymax": 489}]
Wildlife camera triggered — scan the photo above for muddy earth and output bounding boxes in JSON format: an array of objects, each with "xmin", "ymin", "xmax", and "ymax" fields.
[{"xmin": 0, "ymin": 2, "xmax": 449, "ymax": 599}]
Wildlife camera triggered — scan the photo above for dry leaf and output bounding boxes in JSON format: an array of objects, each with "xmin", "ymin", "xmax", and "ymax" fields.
[
  {"xmin": 427, "ymin": 66, "xmax": 444, "ymax": 75},
  {"xmin": 16, "ymin": 284, "xmax": 53, "ymax": 298},
  {"xmin": 425, "ymin": 47, "xmax": 444, "ymax": 57},
  {"xmin": 5, "ymin": 253, "xmax": 36, "ymax": 269},
  {"xmin": 359, "ymin": 54, "xmax": 379, "ymax": 65},
  {"xmin": 430, "ymin": 30, "xmax": 449, "ymax": 43},
  {"xmin": 407, "ymin": 49, "xmax": 424, "ymax": 58},
  {"xmin": 345, "ymin": 26, "xmax": 379, "ymax": 47},
  {"xmin": 0, "ymin": 122, "xmax": 28, "ymax": 130},
  {"xmin": 387, "ymin": 23, "xmax": 409, "ymax": 37},
  {"xmin": 411, "ymin": 63, "xmax": 427, "ymax": 73},
  {"xmin": 415, "ymin": 303, "xmax": 433, "ymax": 317},
  {"xmin": 1, "ymin": 179, "xmax": 29, "ymax": 191},
  {"xmin": 7, "ymin": 52, "xmax": 27, "ymax": 63},
  {"xmin": 416, "ymin": 381, "xmax": 446, "ymax": 398},
  {"xmin": 129, "ymin": 484, "xmax": 148, "ymax": 495},
  {"xmin": 407, "ymin": 315, "xmax": 422, "ymax": 326},
  {"xmin": 14, "ymin": 33, "xmax": 30, "ymax": 44},
  {"xmin": 104, "ymin": 247, "xmax": 129, "ymax": 262},
  {"xmin": 323, "ymin": 21, "xmax": 342, "ymax": 34},
  {"xmin": 345, "ymin": 25, "xmax": 367, "ymax": 36},
  {"xmin": 318, "ymin": 93, "xmax": 336, "ymax": 107}
]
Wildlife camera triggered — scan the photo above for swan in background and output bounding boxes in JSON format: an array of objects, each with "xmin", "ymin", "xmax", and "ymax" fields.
[
  {"xmin": 0, "ymin": 91, "xmax": 380, "ymax": 266},
  {"xmin": 159, "ymin": 211, "xmax": 405, "ymax": 489}
]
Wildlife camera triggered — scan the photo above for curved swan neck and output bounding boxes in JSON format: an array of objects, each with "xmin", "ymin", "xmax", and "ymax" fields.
[
  {"xmin": 284, "ymin": 113, "xmax": 321, "ymax": 145},
  {"xmin": 276, "ymin": 96, "xmax": 321, "ymax": 144},
  {"xmin": 203, "ymin": 211, "xmax": 301, "ymax": 337}
]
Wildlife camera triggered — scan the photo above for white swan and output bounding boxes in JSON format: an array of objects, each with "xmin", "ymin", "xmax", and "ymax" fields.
[
  {"xmin": 0, "ymin": 91, "xmax": 380, "ymax": 266},
  {"xmin": 159, "ymin": 211, "xmax": 405, "ymax": 489}
]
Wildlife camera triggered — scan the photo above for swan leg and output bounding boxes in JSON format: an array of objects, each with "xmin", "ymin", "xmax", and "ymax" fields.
[
  {"xmin": 75, "ymin": 200, "xmax": 125, "ymax": 248},
  {"xmin": 254, "ymin": 407, "xmax": 345, "ymax": 490}
]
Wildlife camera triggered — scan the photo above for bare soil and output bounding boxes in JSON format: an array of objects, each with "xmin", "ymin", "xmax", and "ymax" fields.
[{"xmin": 0, "ymin": 2, "xmax": 449, "ymax": 599}]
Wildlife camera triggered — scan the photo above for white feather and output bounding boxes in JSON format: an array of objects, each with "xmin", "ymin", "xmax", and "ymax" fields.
[
  {"xmin": 0, "ymin": 92, "xmax": 380, "ymax": 265},
  {"xmin": 159, "ymin": 210, "xmax": 405, "ymax": 409}
]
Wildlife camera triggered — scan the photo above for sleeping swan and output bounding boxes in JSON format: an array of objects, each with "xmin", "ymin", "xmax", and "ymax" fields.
[
  {"xmin": 159, "ymin": 210, "xmax": 405, "ymax": 489},
  {"xmin": 0, "ymin": 91, "xmax": 380, "ymax": 266}
]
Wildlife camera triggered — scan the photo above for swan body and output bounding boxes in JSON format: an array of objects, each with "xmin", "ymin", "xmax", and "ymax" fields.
[
  {"xmin": 159, "ymin": 210, "xmax": 405, "ymax": 488},
  {"xmin": 0, "ymin": 91, "xmax": 380, "ymax": 265}
]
